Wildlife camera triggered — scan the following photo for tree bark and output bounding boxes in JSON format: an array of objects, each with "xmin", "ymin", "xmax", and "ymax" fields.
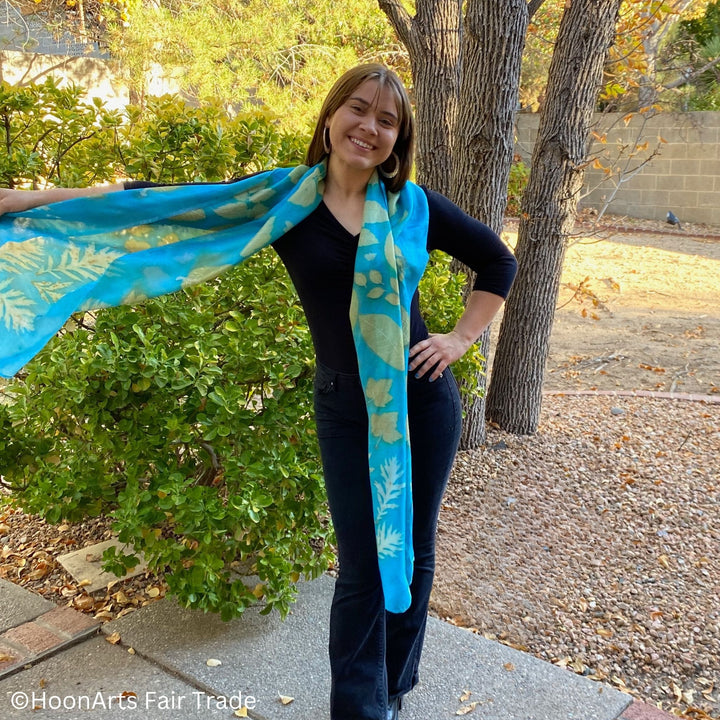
[
  {"xmin": 379, "ymin": 0, "xmax": 463, "ymax": 194},
  {"xmin": 450, "ymin": 0, "xmax": 529, "ymax": 447},
  {"xmin": 486, "ymin": 0, "xmax": 622, "ymax": 435}
]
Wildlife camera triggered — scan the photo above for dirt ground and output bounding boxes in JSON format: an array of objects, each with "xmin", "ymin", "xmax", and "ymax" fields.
[
  {"xmin": 523, "ymin": 218, "xmax": 720, "ymax": 395},
  {"xmin": 430, "ymin": 216, "xmax": 720, "ymax": 717}
]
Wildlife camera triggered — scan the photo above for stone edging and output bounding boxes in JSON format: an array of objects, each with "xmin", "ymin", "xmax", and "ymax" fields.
[
  {"xmin": 544, "ymin": 389, "xmax": 720, "ymax": 403},
  {"xmin": 0, "ymin": 606, "xmax": 100, "ymax": 680}
]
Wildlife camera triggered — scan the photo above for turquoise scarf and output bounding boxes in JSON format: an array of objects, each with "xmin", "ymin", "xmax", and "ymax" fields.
[{"xmin": 0, "ymin": 162, "xmax": 430, "ymax": 613}]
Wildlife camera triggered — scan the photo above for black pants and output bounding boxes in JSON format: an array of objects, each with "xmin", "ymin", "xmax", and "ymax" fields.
[{"xmin": 313, "ymin": 362, "xmax": 462, "ymax": 720}]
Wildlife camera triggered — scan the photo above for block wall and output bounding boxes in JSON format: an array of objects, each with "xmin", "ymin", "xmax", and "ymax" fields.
[{"xmin": 515, "ymin": 111, "xmax": 720, "ymax": 226}]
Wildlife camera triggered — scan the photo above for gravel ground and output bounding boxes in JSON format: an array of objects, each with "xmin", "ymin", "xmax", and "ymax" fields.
[{"xmin": 432, "ymin": 393, "xmax": 720, "ymax": 719}]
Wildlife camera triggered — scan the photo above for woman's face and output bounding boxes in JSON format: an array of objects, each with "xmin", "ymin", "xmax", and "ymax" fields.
[{"xmin": 325, "ymin": 79, "xmax": 400, "ymax": 177}]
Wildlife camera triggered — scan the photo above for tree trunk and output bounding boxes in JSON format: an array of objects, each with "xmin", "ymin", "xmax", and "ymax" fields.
[
  {"xmin": 637, "ymin": 13, "xmax": 661, "ymax": 109},
  {"xmin": 486, "ymin": 0, "xmax": 622, "ymax": 435},
  {"xmin": 378, "ymin": 0, "xmax": 463, "ymax": 194},
  {"xmin": 450, "ymin": 0, "xmax": 529, "ymax": 448}
]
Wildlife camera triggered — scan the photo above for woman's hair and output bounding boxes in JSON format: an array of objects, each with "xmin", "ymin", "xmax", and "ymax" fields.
[{"xmin": 306, "ymin": 63, "xmax": 414, "ymax": 193}]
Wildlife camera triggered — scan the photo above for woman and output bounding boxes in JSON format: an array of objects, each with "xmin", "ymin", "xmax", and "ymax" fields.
[{"xmin": 0, "ymin": 64, "xmax": 517, "ymax": 720}]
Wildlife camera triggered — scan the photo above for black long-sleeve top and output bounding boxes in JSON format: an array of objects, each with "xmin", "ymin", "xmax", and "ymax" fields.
[{"xmin": 124, "ymin": 180, "xmax": 517, "ymax": 373}]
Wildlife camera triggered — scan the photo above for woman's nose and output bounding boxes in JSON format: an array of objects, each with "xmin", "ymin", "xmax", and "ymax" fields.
[{"xmin": 360, "ymin": 115, "xmax": 379, "ymax": 134}]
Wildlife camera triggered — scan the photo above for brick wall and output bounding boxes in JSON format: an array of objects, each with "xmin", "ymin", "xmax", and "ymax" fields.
[{"xmin": 515, "ymin": 111, "xmax": 720, "ymax": 227}]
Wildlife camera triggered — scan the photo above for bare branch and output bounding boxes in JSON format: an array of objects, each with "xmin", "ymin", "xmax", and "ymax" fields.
[
  {"xmin": 663, "ymin": 56, "xmax": 720, "ymax": 91},
  {"xmin": 377, "ymin": 0, "xmax": 414, "ymax": 47}
]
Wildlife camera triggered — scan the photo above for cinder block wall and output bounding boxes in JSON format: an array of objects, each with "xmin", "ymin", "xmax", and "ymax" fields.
[{"xmin": 515, "ymin": 111, "xmax": 720, "ymax": 226}]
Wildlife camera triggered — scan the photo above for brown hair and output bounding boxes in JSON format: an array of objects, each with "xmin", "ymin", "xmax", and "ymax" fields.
[{"xmin": 306, "ymin": 63, "xmax": 414, "ymax": 194}]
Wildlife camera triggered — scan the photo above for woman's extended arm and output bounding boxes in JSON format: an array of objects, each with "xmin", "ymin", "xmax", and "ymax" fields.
[{"xmin": 0, "ymin": 184, "xmax": 124, "ymax": 216}]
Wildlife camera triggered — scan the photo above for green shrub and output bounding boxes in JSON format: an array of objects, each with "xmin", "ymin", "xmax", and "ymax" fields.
[
  {"xmin": 0, "ymin": 257, "xmax": 332, "ymax": 620},
  {"xmin": 419, "ymin": 253, "xmax": 487, "ymax": 401},
  {"xmin": 506, "ymin": 155, "xmax": 530, "ymax": 216}
]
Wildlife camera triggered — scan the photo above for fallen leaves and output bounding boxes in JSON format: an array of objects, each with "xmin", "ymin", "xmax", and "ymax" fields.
[
  {"xmin": 454, "ymin": 690, "xmax": 490, "ymax": 715},
  {"xmin": 278, "ymin": 694, "xmax": 294, "ymax": 705},
  {"xmin": 639, "ymin": 363, "xmax": 666, "ymax": 373},
  {"xmin": 105, "ymin": 632, "xmax": 121, "ymax": 645},
  {"xmin": 455, "ymin": 701, "xmax": 479, "ymax": 715},
  {"xmin": 206, "ymin": 658, "xmax": 222, "ymax": 667}
]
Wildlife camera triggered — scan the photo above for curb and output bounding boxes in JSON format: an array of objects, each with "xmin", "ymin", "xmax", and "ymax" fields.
[
  {"xmin": 544, "ymin": 389, "xmax": 720, "ymax": 403},
  {"xmin": 0, "ymin": 606, "xmax": 100, "ymax": 680},
  {"xmin": 617, "ymin": 699, "xmax": 678, "ymax": 720}
]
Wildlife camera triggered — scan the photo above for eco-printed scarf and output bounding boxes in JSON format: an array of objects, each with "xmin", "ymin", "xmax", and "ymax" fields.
[{"xmin": 0, "ymin": 161, "xmax": 430, "ymax": 613}]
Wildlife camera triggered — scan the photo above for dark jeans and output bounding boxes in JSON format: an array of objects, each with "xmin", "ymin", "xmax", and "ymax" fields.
[{"xmin": 313, "ymin": 362, "xmax": 462, "ymax": 720}]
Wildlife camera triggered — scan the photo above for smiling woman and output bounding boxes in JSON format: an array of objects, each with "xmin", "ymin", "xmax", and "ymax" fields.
[{"xmin": 0, "ymin": 63, "xmax": 517, "ymax": 720}]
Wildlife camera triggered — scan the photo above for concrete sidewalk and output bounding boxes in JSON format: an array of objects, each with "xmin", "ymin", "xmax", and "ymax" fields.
[{"xmin": 0, "ymin": 576, "xmax": 670, "ymax": 720}]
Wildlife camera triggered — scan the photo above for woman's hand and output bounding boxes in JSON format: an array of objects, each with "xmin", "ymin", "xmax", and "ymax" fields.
[
  {"xmin": 409, "ymin": 331, "xmax": 471, "ymax": 382},
  {"xmin": 0, "ymin": 184, "xmax": 124, "ymax": 217},
  {"xmin": 409, "ymin": 291, "xmax": 508, "ymax": 382},
  {"xmin": 0, "ymin": 189, "xmax": 45, "ymax": 216}
]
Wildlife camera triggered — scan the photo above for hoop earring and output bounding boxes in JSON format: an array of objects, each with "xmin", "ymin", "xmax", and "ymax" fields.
[
  {"xmin": 323, "ymin": 127, "xmax": 331, "ymax": 155},
  {"xmin": 379, "ymin": 152, "xmax": 400, "ymax": 179}
]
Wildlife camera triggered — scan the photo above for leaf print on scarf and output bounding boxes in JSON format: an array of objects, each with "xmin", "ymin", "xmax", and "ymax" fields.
[
  {"xmin": 374, "ymin": 456, "xmax": 405, "ymax": 523},
  {"xmin": 376, "ymin": 523, "xmax": 403, "ymax": 559},
  {"xmin": 358, "ymin": 314, "xmax": 405, "ymax": 370},
  {"xmin": 0, "ymin": 279, "xmax": 36, "ymax": 332},
  {"xmin": 181, "ymin": 264, "xmax": 232, "ymax": 288},
  {"xmin": 0, "ymin": 238, "xmax": 47, "ymax": 274},
  {"xmin": 288, "ymin": 170, "xmax": 321, "ymax": 208},
  {"xmin": 370, "ymin": 411, "xmax": 402, "ymax": 444},
  {"xmin": 366, "ymin": 378, "xmax": 393, "ymax": 408},
  {"xmin": 384, "ymin": 233, "xmax": 406, "ymax": 282},
  {"xmin": 45, "ymin": 242, "xmax": 122, "ymax": 286},
  {"xmin": 239, "ymin": 217, "xmax": 276, "ymax": 258},
  {"xmin": 32, "ymin": 280, "xmax": 76, "ymax": 304},
  {"xmin": 168, "ymin": 208, "xmax": 206, "ymax": 222},
  {"xmin": 215, "ymin": 200, "xmax": 268, "ymax": 220}
]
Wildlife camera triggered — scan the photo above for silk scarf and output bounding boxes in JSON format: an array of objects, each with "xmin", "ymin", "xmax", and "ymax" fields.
[{"xmin": 0, "ymin": 162, "xmax": 430, "ymax": 613}]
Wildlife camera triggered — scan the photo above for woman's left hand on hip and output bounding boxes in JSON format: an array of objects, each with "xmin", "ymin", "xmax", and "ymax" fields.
[{"xmin": 409, "ymin": 331, "xmax": 470, "ymax": 382}]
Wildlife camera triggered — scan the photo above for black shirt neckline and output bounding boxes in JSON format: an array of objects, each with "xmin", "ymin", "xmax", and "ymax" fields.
[{"xmin": 319, "ymin": 200, "xmax": 361, "ymax": 241}]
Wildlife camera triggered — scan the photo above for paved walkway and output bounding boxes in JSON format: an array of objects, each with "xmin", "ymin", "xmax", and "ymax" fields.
[{"xmin": 1, "ymin": 576, "xmax": 673, "ymax": 720}]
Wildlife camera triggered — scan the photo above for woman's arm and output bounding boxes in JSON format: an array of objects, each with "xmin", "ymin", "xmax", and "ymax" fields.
[
  {"xmin": 409, "ymin": 290, "xmax": 505, "ymax": 381},
  {"xmin": 0, "ymin": 184, "xmax": 124, "ymax": 216},
  {"xmin": 410, "ymin": 188, "xmax": 518, "ymax": 381}
]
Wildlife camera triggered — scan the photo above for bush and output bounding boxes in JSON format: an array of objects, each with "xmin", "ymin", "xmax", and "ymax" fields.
[
  {"xmin": 419, "ymin": 253, "xmax": 487, "ymax": 401},
  {"xmin": 0, "ymin": 256, "xmax": 333, "ymax": 620},
  {"xmin": 506, "ymin": 155, "xmax": 530, "ymax": 216},
  {"xmin": 1, "ymin": 84, "xmax": 326, "ymax": 619},
  {"xmin": 0, "ymin": 79, "xmax": 307, "ymax": 189}
]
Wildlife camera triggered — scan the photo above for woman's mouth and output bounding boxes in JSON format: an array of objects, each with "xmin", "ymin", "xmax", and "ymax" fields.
[{"xmin": 349, "ymin": 137, "xmax": 374, "ymax": 151}]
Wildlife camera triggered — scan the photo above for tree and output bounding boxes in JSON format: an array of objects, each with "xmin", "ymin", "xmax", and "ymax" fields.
[
  {"xmin": 449, "ymin": 0, "xmax": 531, "ymax": 446},
  {"xmin": 380, "ymin": 0, "xmax": 543, "ymax": 447},
  {"xmin": 378, "ymin": 0, "xmax": 463, "ymax": 196},
  {"xmin": 663, "ymin": 0, "xmax": 720, "ymax": 110},
  {"xmin": 2, "ymin": 0, "xmax": 129, "ymax": 45},
  {"xmin": 486, "ymin": 0, "xmax": 623, "ymax": 435},
  {"xmin": 105, "ymin": 0, "xmax": 402, "ymax": 128}
]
